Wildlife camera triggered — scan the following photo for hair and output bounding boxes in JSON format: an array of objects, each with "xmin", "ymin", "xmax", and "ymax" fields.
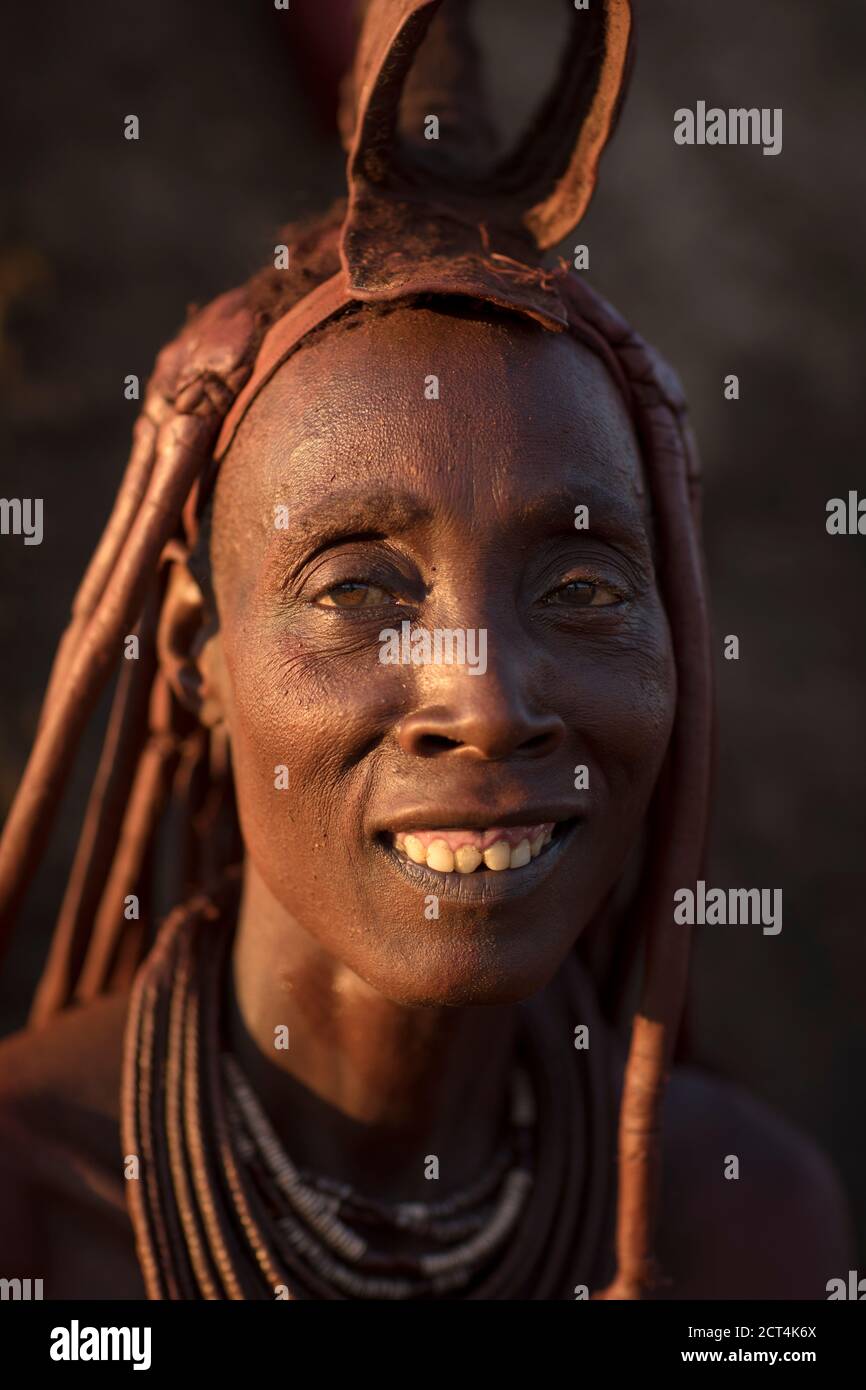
[
  {"xmin": 0, "ymin": 0, "xmax": 714, "ymax": 1299},
  {"xmin": 0, "ymin": 205, "xmax": 348, "ymax": 1021}
]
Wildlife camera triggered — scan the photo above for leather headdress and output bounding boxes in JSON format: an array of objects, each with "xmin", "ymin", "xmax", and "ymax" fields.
[{"xmin": 213, "ymin": 0, "xmax": 637, "ymax": 464}]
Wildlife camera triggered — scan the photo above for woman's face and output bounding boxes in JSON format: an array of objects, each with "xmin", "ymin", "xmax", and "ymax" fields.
[{"xmin": 207, "ymin": 303, "xmax": 675, "ymax": 1005}]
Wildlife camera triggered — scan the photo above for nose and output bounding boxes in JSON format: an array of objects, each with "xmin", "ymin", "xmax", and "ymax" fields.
[{"xmin": 394, "ymin": 670, "xmax": 565, "ymax": 762}]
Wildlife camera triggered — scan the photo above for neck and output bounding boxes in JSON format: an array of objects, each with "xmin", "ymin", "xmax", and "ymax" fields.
[{"xmin": 226, "ymin": 861, "xmax": 519, "ymax": 1204}]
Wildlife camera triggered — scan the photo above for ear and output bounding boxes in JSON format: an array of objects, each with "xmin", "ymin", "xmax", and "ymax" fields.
[{"xmin": 157, "ymin": 561, "xmax": 229, "ymax": 730}]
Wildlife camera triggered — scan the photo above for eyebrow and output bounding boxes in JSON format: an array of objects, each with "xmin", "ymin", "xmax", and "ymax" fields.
[
  {"xmin": 277, "ymin": 479, "xmax": 651, "ymax": 572},
  {"xmin": 514, "ymin": 482, "xmax": 647, "ymax": 529},
  {"xmin": 509, "ymin": 483, "xmax": 654, "ymax": 564},
  {"xmin": 276, "ymin": 488, "xmax": 435, "ymax": 567}
]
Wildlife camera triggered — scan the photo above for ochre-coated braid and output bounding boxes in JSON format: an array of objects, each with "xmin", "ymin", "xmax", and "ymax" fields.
[
  {"xmin": 562, "ymin": 275, "xmax": 712, "ymax": 1298},
  {"xmin": 30, "ymin": 583, "xmax": 160, "ymax": 1024}
]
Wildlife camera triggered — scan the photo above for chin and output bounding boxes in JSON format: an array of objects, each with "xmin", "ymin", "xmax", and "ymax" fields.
[
  {"xmin": 349, "ymin": 912, "xmax": 582, "ymax": 1009},
  {"xmin": 337, "ymin": 821, "xmax": 605, "ymax": 1006}
]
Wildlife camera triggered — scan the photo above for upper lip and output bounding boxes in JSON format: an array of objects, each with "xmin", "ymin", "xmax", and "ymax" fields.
[{"xmin": 371, "ymin": 803, "xmax": 582, "ymax": 837}]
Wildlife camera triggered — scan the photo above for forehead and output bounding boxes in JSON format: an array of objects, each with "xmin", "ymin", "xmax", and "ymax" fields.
[{"xmin": 216, "ymin": 303, "xmax": 647, "ymax": 536}]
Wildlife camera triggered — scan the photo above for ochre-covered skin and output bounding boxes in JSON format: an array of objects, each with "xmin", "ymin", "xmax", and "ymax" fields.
[
  {"xmin": 211, "ymin": 308, "xmax": 674, "ymax": 1011},
  {"xmin": 0, "ymin": 0, "xmax": 855, "ymax": 1298}
]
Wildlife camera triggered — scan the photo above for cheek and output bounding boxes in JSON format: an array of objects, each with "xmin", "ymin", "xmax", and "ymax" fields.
[
  {"xmin": 560, "ymin": 603, "xmax": 676, "ymax": 811},
  {"xmin": 218, "ymin": 619, "xmax": 404, "ymax": 906},
  {"xmin": 216, "ymin": 581, "xmax": 675, "ymax": 979}
]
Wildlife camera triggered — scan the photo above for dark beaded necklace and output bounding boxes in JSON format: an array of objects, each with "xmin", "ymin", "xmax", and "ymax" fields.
[
  {"xmin": 122, "ymin": 880, "xmax": 616, "ymax": 1299},
  {"xmin": 224, "ymin": 1050, "xmax": 537, "ymax": 1298}
]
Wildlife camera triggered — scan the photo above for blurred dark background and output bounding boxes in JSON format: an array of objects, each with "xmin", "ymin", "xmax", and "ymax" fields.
[{"xmin": 1, "ymin": 0, "xmax": 864, "ymax": 1260}]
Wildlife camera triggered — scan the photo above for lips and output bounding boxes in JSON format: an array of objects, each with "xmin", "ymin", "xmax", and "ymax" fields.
[
  {"xmin": 374, "ymin": 812, "xmax": 580, "ymax": 904},
  {"xmin": 371, "ymin": 798, "xmax": 583, "ymax": 903},
  {"xmin": 393, "ymin": 824, "xmax": 554, "ymax": 874}
]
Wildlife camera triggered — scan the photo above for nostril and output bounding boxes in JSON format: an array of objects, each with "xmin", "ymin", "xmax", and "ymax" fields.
[
  {"xmin": 415, "ymin": 733, "xmax": 463, "ymax": 757},
  {"xmin": 522, "ymin": 732, "xmax": 554, "ymax": 754},
  {"xmin": 395, "ymin": 708, "xmax": 566, "ymax": 761}
]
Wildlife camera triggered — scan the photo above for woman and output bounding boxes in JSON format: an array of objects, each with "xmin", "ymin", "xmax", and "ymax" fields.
[{"xmin": 0, "ymin": 0, "xmax": 853, "ymax": 1299}]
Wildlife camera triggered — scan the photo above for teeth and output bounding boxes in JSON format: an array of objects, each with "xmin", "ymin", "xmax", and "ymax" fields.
[
  {"xmin": 404, "ymin": 834, "xmax": 427, "ymax": 865},
  {"xmin": 454, "ymin": 844, "xmax": 483, "ymax": 874},
  {"xmin": 426, "ymin": 839, "xmax": 455, "ymax": 873},
  {"xmin": 482, "ymin": 841, "xmax": 511, "ymax": 872},
  {"xmin": 509, "ymin": 839, "xmax": 531, "ymax": 869},
  {"xmin": 390, "ymin": 821, "xmax": 562, "ymax": 874}
]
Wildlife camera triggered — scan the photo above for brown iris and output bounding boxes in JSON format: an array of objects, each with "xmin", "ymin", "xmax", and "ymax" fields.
[
  {"xmin": 319, "ymin": 581, "xmax": 390, "ymax": 609},
  {"xmin": 552, "ymin": 579, "xmax": 621, "ymax": 607}
]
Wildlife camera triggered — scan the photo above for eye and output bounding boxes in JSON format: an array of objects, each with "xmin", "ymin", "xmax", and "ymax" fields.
[
  {"xmin": 316, "ymin": 580, "xmax": 393, "ymax": 609},
  {"xmin": 546, "ymin": 578, "xmax": 624, "ymax": 609}
]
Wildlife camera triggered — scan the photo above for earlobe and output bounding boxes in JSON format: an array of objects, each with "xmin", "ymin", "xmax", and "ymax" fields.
[{"xmin": 157, "ymin": 562, "xmax": 228, "ymax": 730}]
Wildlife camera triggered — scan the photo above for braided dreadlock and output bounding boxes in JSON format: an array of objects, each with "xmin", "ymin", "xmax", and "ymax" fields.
[{"xmin": 0, "ymin": 0, "xmax": 713, "ymax": 1299}]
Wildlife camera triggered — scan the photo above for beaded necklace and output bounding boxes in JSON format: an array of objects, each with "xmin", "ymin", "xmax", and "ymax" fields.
[
  {"xmin": 122, "ymin": 881, "xmax": 615, "ymax": 1299},
  {"xmin": 225, "ymin": 1051, "xmax": 536, "ymax": 1298}
]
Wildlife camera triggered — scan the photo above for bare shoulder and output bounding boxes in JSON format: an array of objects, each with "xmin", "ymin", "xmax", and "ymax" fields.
[
  {"xmin": 0, "ymin": 993, "xmax": 144, "ymax": 1298},
  {"xmin": 653, "ymin": 1062, "xmax": 856, "ymax": 1299}
]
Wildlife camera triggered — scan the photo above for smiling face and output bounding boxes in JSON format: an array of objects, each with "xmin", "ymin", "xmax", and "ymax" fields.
[{"xmin": 205, "ymin": 301, "xmax": 676, "ymax": 1006}]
